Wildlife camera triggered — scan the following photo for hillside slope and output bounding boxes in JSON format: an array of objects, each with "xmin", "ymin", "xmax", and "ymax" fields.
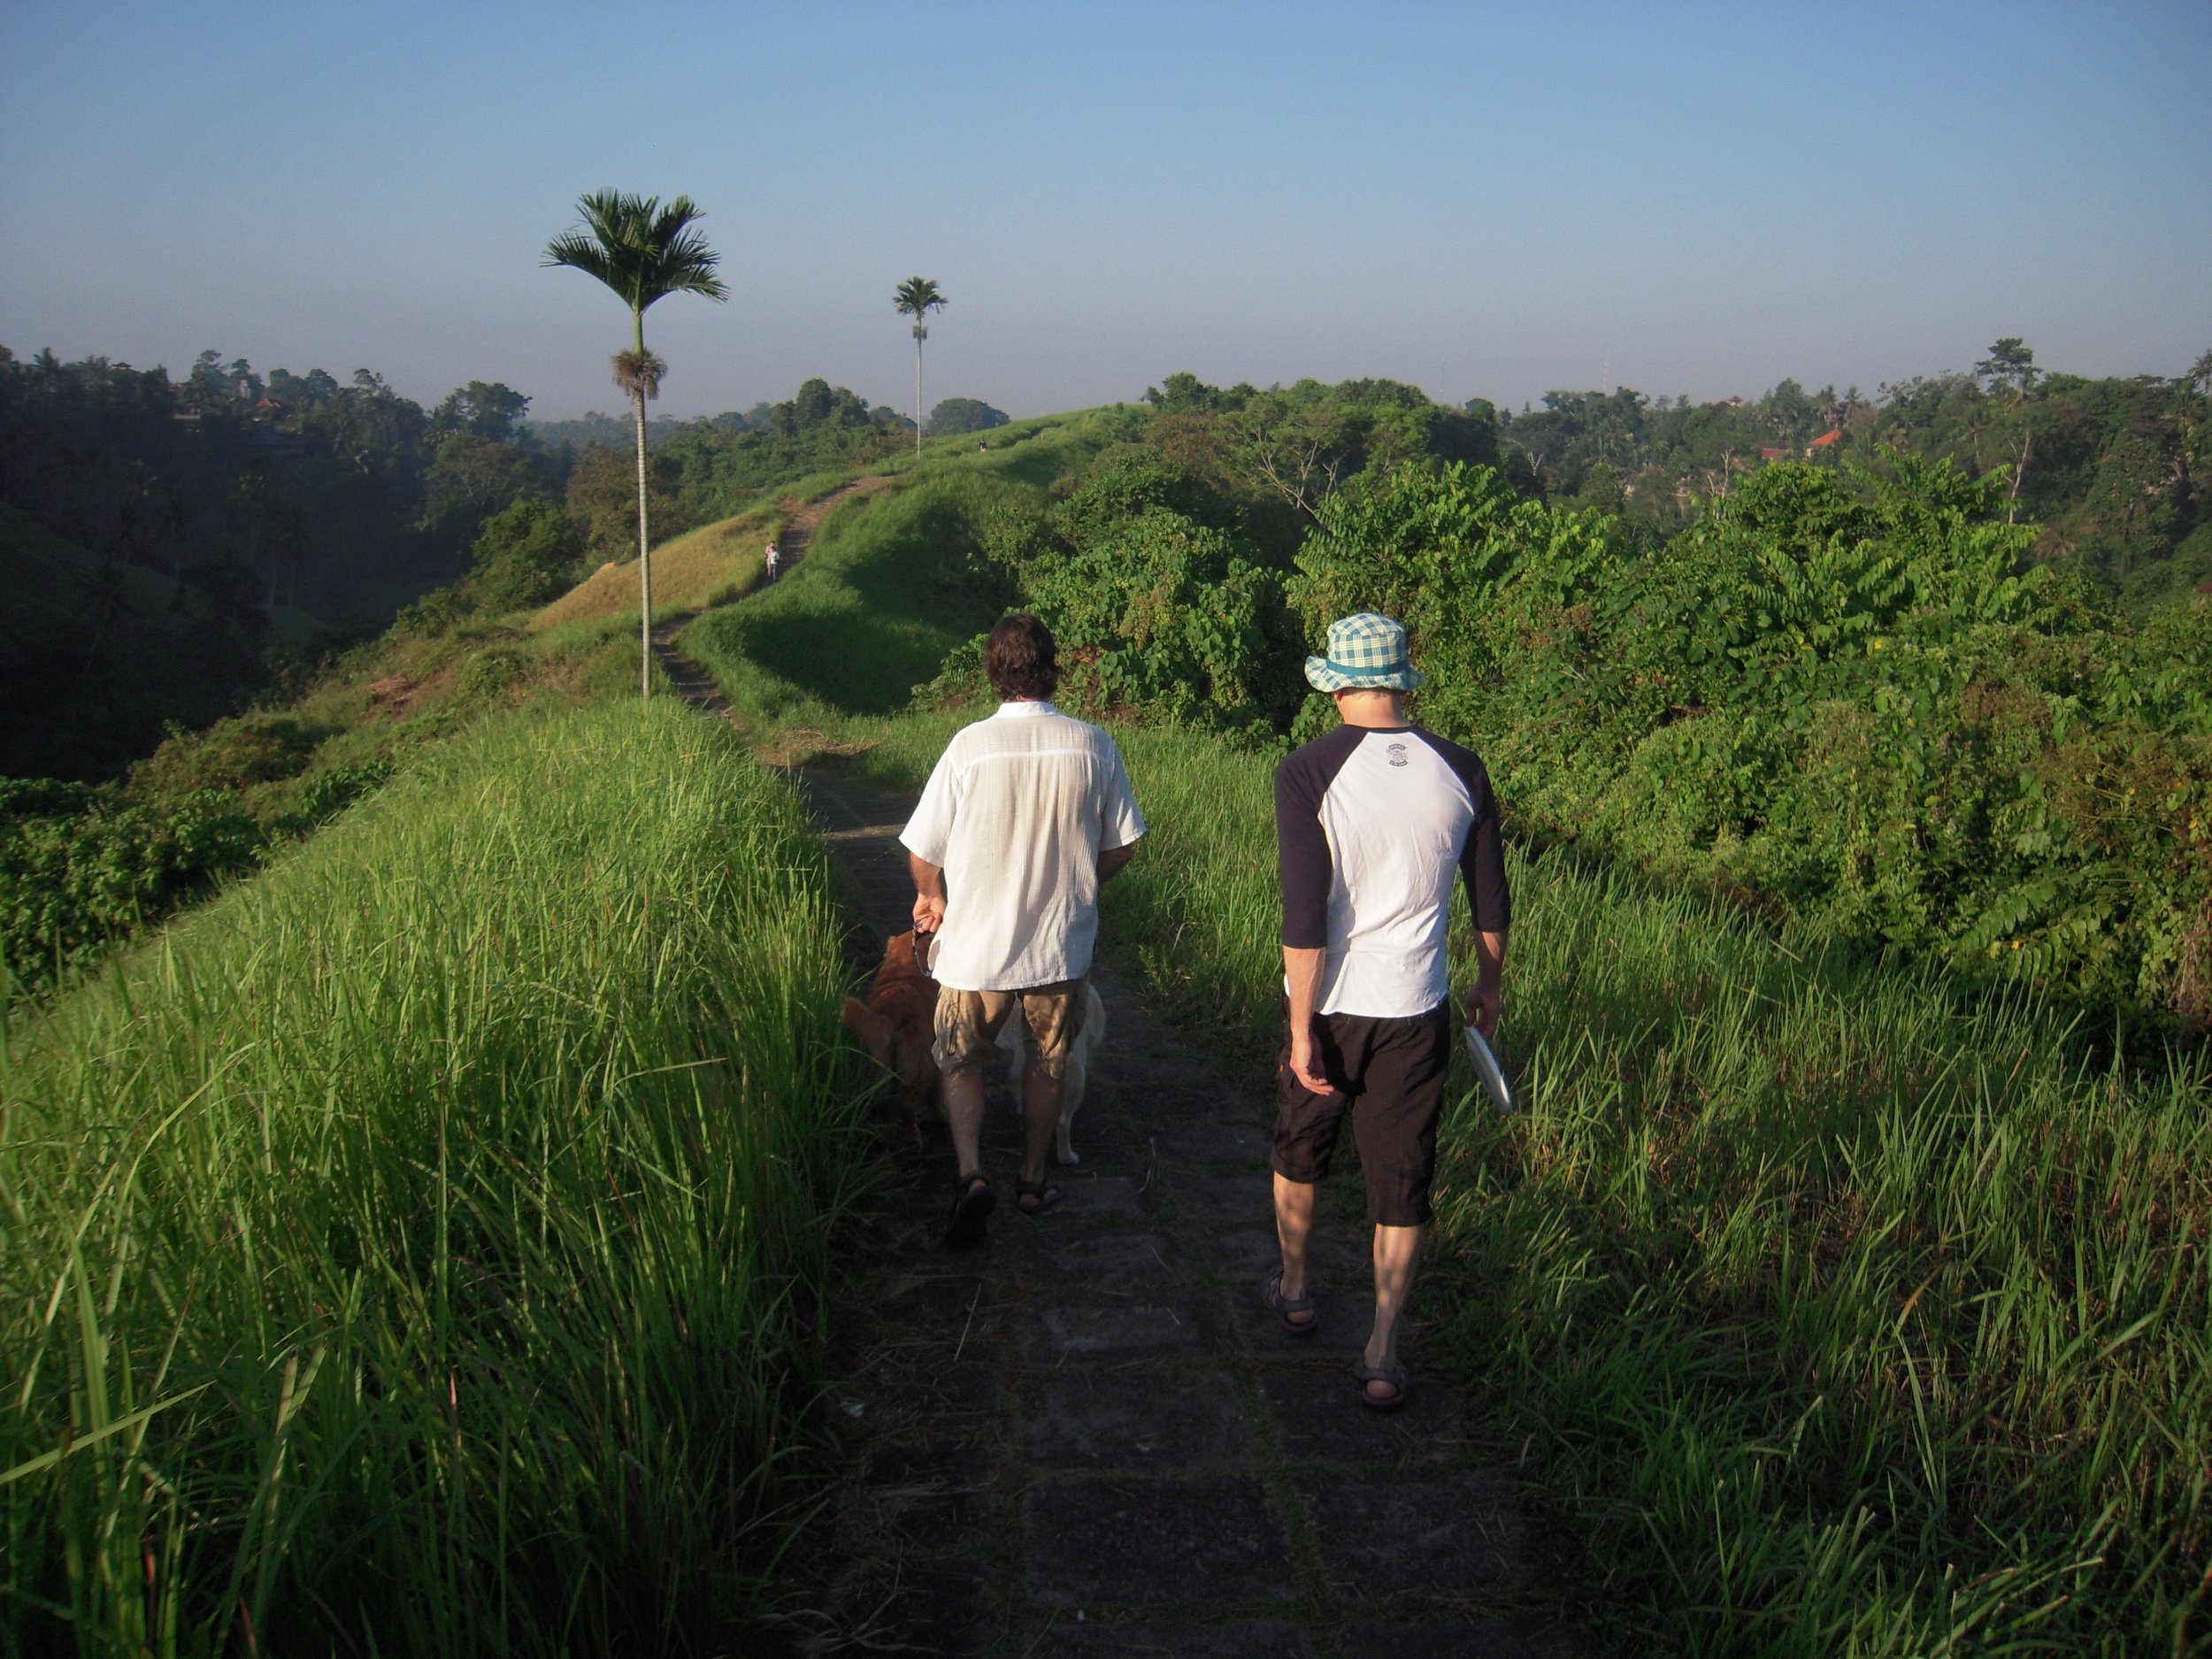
[
  {"xmin": 662, "ymin": 414, "xmax": 2212, "ymax": 1655},
  {"xmin": 2, "ymin": 699, "xmax": 860, "ymax": 1651},
  {"xmin": 678, "ymin": 408, "xmax": 1129, "ymax": 732}
]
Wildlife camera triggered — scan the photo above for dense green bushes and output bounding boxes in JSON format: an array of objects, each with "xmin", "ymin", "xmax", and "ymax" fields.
[
  {"xmin": 0, "ymin": 781, "xmax": 261, "ymax": 994},
  {"xmin": 1, "ymin": 700, "xmax": 856, "ymax": 1653},
  {"xmin": 1293, "ymin": 457, "xmax": 2212, "ymax": 1021},
  {"xmin": 966, "ymin": 445, "xmax": 1305, "ymax": 738},
  {"xmin": 947, "ymin": 430, "xmax": 2210, "ymax": 1020}
]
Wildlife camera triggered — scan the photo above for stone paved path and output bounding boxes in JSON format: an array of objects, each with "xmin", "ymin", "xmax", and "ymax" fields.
[{"xmin": 787, "ymin": 763, "xmax": 1571, "ymax": 1659}]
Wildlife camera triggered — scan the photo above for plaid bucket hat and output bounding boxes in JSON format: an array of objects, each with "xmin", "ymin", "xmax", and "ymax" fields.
[{"xmin": 1304, "ymin": 611, "xmax": 1425, "ymax": 693}]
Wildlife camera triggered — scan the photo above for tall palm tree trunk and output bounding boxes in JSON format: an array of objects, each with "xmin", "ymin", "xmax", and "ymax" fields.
[
  {"xmin": 914, "ymin": 331, "xmax": 925, "ymax": 457},
  {"xmin": 632, "ymin": 310, "xmax": 653, "ymax": 699},
  {"xmin": 634, "ymin": 384, "xmax": 652, "ymax": 696}
]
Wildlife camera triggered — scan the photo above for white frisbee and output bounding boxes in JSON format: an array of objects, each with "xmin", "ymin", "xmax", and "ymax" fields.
[{"xmin": 1463, "ymin": 1024, "xmax": 1515, "ymax": 1114}]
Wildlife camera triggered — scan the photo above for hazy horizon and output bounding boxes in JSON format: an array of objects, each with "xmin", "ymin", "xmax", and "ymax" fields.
[{"xmin": 4, "ymin": 2, "xmax": 2205, "ymax": 423}]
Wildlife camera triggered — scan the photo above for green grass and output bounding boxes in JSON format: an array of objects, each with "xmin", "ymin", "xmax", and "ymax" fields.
[
  {"xmin": 1082, "ymin": 729, "xmax": 2209, "ymax": 1655},
  {"xmin": 678, "ymin": 410, "xmax": 1132, "ymax": 735},
  {"xmin": 2, "ymin": 698, "xmax": 862, "ymax": 1655},
  {"xmin": 668, "ymin": 402, "xmax": 2212, "ymax": 1649},
  {"xmin": 815, "ymin": 711, "xmax": 2212, "ymax": 1651}
]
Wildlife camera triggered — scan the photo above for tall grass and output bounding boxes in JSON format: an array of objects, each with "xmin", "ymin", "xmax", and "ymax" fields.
[
  {"xmin": 849, "ymin": 712, "xmax": 2212, "ymax": 1654},
  {"xmin": 2, "ymin": 699, "xmax": 860, "ymax": 1655}
]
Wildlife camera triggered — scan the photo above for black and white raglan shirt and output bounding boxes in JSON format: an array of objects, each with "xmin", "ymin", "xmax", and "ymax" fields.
[{"xmin": 1275, "ymin": 725, "xmax": 1511, "ymax": 1021}]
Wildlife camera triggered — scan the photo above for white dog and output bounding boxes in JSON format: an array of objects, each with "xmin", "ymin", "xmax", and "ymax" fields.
[{"xmin": 995, "ymin": 982, "xmax": 1108, "ymax": 1164}]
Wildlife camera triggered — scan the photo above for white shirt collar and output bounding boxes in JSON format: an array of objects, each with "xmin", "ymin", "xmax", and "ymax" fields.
[{"xmin": 993, "ymin": 700, "xmax": 1060, "ymax": 718}]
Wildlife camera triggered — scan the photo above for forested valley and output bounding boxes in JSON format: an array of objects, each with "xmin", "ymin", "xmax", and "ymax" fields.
[
  {"xmin": 4, "ymin": 339, "xmax": 2206, "ymax": 1018},
  {"xmin": 4, "ymin": 334, "xmax": 2208, "ymax": 1652},
  {"xmin": 0, "ymin": 343, "xmax": 997, "ymax": 991}
]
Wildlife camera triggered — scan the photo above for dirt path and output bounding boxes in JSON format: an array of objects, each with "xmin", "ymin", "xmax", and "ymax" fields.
[
  {"xmin": 643, "ymin": 613, "xmax": 1567, "ymax": 1655},
  {"xmin": 775, "ymin": 472, "xmax": 892, "ymax": 578},
  {"xmin": 644, "ymin": 472, "xmax": 894, "ymax": 734}
]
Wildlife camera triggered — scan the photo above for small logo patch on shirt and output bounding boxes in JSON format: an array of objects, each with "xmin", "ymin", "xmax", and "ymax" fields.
[{"xmin": 1386, "ymin": 742, "xmax": 1409, "ymax": 767}]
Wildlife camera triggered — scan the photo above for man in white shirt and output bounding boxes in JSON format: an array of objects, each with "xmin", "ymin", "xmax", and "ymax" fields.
[
  {"xmin": 901, "ymin": 614, "xmax": 1147, "ymax": 1243},
  {"xmin": 1266, "ymin": 612, "xmax": 1510, "ymax": 1411}
]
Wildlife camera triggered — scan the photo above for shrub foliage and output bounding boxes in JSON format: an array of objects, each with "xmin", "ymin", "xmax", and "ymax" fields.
[{"xmin": 1292, "ymin": 457, "xmax": 2212, "ymax": 1020}]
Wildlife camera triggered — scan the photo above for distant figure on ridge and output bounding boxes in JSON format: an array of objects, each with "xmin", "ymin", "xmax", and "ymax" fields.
[
  {"xmin": 764, "ymin": 539, "xmax": 780, "ymax": 582},
  {"xmin": 901, "ymin": 614, "xmax": 1147, "ymax": 1243},
  {"xmin": 1264, "ymin": 612, "xmax": 1511, "ymax": 1412}
]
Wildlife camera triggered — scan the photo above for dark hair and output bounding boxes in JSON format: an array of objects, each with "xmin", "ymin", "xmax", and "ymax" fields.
[{"xmin": 984, "ymin": 612, "xmax": 1059, "ymax": 700}]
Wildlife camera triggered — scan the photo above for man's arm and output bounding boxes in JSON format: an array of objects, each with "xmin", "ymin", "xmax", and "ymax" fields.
[
  {"xmin": 900, "ymin": 739, "xmax": 964, "ymax": 933},
  {"xmin": 1098, "ymin": 843, "xmax": 1136, "ymax": 885},
  {"xmin": 1457, "ymin": 757, "xmax": 1512, "ymax": 1037},
  {"xmin": 1276, "ymin": 741, "xmax": 1345, "ymax": 1095},
  {"xmin": 910, "ymin": 852, "xmax": 946, "ymax": 933},
  {"xmin": 1284, "ymin": 944, "xmax": 1330, "ymax": 1094},
  {"xmin": 1466, "ymin": 928, "xmax": 1507, "ymax": 1037}
]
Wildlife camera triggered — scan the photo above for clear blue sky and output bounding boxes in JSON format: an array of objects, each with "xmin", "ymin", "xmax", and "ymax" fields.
[{"xmin": 3, "ymin": 2, "xmax": 2205, "ymax": 420}]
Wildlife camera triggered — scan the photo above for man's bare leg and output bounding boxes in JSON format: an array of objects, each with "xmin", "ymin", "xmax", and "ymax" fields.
[
  {"xmin": 1018, "ymin": 1063, "xmax": 1064, "ymax": 1188},
  {"xmin": 943, "ymin": 1069, "xmax": 987, "ymax": 1181},
  {"xmin": 1271, "ymin": 1173, "xmax": 1319, "ymax": 1329},
  {"xmin": 1364, "ymin": 1223, "xmax": 1424, "ymax": 1396}
]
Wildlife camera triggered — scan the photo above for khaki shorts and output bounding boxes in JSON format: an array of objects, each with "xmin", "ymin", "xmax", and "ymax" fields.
[{"xmin": 933, "ymin": 979, "xmax": 1088, "ymax": 1078}]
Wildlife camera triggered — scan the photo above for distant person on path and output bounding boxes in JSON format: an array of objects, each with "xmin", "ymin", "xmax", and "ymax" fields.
[
  {"xmin": 764, "ymin": 539, "xmax": 780, "ymax": 582},
  {"xmin": 1265, "ymin": 612, "xmax": 1510, "ymax": 1410},
  {"xmin": 902, "ymin": 614, "xmax": 1146, "ymax": 1244}
]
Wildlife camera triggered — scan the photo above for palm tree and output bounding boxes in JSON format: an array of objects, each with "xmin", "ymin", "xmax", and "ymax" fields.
[
  {"xmin": 2189, "ymin": 348, "xmax": 2212, "ymax": 397},
  {"xmin": 893, "ymin": 276, "xmax": 948, "ymax": 456},
  {"xmin": 543, "ymin": 190, "xmax": 727, "ymax": 697}
]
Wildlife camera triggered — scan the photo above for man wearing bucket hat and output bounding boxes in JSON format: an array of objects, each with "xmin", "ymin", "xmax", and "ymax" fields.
[{"xmin": 1264, "ymin": 611, "xmax": 1510, "ymax": 1410}]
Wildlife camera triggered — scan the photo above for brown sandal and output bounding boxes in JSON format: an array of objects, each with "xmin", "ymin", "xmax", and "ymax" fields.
[
  {"xmin": 1262, "ymin": 1269, "xmax": 1320, "ymax": 1337},
  {"xmin": 1355, "ymin": 1358, "xmax": 1408, "ymax": 1412},
  {"xmin": 945, "ymin": 1172, "xmax": 995, "ymax": 1246}
]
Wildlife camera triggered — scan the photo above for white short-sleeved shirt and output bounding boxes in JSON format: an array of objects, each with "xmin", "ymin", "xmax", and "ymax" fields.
[{"xmin": 900, "ymin": 701, "xmax": 1147, "ymax": 992}]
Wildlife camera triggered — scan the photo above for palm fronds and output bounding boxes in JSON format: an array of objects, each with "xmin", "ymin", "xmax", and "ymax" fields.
[
  {"xmin": 893, "ymin": 275, "xmax": 947, "ymax": 335},
  {"xmin": 542, "ymin": 188, "xmax": 727, "ymax": 697},
  {"xmin": 543, "ymin": 190, "xmax": 729, "ymax": 324}
]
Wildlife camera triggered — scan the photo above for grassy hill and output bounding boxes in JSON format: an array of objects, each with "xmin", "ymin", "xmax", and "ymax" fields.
[
  {"xmin": 530, "ymin": 497, "xmax": 787, "ymax": 628},
  {"xmin": 12, "ymin": 380, "xmax": 2204, "ymax": 1651},
  {"xmin": 0, "ymin": 407, "xmax": 1133, "ymax": 1647},
  {"xmin": 678, "ymin": 409, "xmax": 1130, "ymax": 734},
  {"xmin": 658, "ymin": 417, "xmax": 2212, "ymax": 1655}
]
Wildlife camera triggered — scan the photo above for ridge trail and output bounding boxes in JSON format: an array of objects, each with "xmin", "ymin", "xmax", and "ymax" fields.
[
  {"xmin": 772, "ymin": 471, "xmax": 892, "ymax": 579},
  {"xmin": 648, "ymin": 579, "xmax": 1571, "ymax": 1657}
]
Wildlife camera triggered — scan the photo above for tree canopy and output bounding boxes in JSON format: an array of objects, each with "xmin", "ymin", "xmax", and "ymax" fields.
[{"xmin": 926, "ymin": 397, "xmax": 1010, "ymax": 437}]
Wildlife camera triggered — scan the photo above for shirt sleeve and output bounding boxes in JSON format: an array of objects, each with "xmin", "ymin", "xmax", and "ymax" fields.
[
  {"xmin": 1097, "ymin": 737, "xmax": 1147, "ymax": 851},
  {"xmin": 1460, "ymin": 768, "xmax": 1510, "ymax": 933},
  {"xmin": 1275, "ymin": 737, "xmax": 1342, "ymax": 950},
  {"xmin": 899, "ymin": 741, "xmax": 964, "ymax": 865}
]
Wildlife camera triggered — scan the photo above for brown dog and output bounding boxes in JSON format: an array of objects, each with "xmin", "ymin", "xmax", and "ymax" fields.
[
  {"xmin": 840, "ymin": 930, "xmax": 943, "ymax": 1144},
  {"xmin": 840, "ymin": 930, "xmax": 1107, "ymax": 1162}
]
